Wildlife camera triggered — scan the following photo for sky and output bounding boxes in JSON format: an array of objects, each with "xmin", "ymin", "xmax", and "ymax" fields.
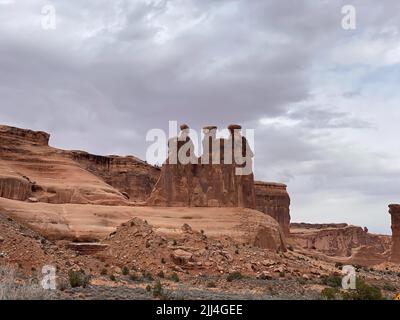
[{"xmin": 1, "ymin": 0, "xmax": 399, "ymax": 234}]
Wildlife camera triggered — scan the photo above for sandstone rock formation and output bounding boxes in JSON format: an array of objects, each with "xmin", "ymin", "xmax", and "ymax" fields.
[
  {"xmin": 0, "ymin": 197, "xmax": 286, "ymax": 250},
  {"xmin": 0, "ymin": 124, "xmax": 288, "ymax": 252},
  {"xmin": 0, "ymin": 125, "xmax": 158, "ymax": 205},
  {"xmin": 389, "ymin": 204, "xmax": 400, "ymax": 263},
  {"xmin": 71, "ymin": 151, "xmax": 160, "ymax": 202},
  {"xmin": 147, "ymin": 125, "xmax": 256, "ymax": 208},
  {"xmin": 255, "ymin": 181, "xmax": 290, "ymax": 235},
  {"xmin": 1, "ymin": 124, "xmax": 291, "ymax": 238},
  {"xmin": 290, "ymin": 223, "xmax": 390, "ymax": 261}
]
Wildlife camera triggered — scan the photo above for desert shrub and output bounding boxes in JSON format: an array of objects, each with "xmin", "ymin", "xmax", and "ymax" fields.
[
  {"xmin": 227, "ymin": 272, "xmax": 243, "ymax": 282},
  {"xmin": 161, "ymin": 258, "xmax": 166, "ymax": 264},
  {"xmin": 341, "ymin": 278, "xmax": 383, "ymax": 300},
  {"xmin": 146, "ymin": 284, "xmax": 152, "ymax": 292},
  {"xmin": 321, "ymin": 275, "xmax": 342, "ymax": 288},
  {"xmin": 287, "ymin": 245, "xmax": 294, "ymax": 251},
  {"xmin": 206, "ymin": 281, "xmax": 216, "ymax": 288},
  {"xmin": 152, "ymin": 280, "xmax": 164, "ymax": 298},
  {"xmin": 142, "ymin": 271, "xmax": 154, "ymax": 281},
  {"xmin": 68, "ymin": 270, "xmax": 90, "ymax": 288},
  {"xmin": 321, "ymin": 288, "xmax": 339, "ymax": 300},
  {"xmin": 122, "ymin": 266, "xmax": 129, "ymax": 276},
  {"xmin": 172, "ymin": 240, "xmax": 177, "ymax": 246},
  {"xmin": 109, "ymin": 274, "xmax": 116, "ymax": 282},
  {"xmin": 169, "ymin": 272, "xmax": 180, "ymax": 282},
  {"xmin": 100, "ymin": 268, "xmax": 108, "ymax": 276},
  {"xmin": 0, "ymin": 265, "xmax": 55, "ymax": 300},
  {"xmin": 279, "ymin": 272, "xmax": 285, "ymax": 278},
  {"xmin": 157, "ymin": 271, "xmax": 165, "ymax": 279}
]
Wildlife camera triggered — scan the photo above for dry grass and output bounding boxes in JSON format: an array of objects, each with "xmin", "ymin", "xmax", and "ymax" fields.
[{"xmin": 0, "ymin": 265, "xmax": 55, "ymax": 300}]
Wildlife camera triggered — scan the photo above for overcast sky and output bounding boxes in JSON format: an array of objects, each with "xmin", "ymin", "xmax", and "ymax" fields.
[{"xmin": 1, "ymin": 0, "xmax": 399, "ymax": 234}]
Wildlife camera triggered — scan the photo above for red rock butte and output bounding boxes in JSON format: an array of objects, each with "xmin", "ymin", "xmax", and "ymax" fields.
[{"xmin": 0, "ymin": 124, "xmax": 288, "ymax": 250}]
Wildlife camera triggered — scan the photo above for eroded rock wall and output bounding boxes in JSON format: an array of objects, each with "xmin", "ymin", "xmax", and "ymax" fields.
[
  {"xmin": 290, "ymin": 223, "xmax": 390, "ymax": 259},
  {"xmin": 71, "ymin": 151, "xmax": 160, "ymax": 202},
  {"xmin": 0, "ymin": 125, "xmax": 158, "ymax": 205},
  {"xmin": 255, "ymin": 181, "xmax": 290, "ymax": 236},
  {"xmin": 389, "ymin": 204, "xmax": 400, "ymax": 263}
]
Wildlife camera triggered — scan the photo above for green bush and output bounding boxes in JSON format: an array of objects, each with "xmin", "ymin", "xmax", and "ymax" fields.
[
  {"xmin": 341, "ymin": 279, "xmax": 384, "ymax": 300},
  {"xmin": 153, "ymin": 280, "xmax": 164, "ymax": 298},
  {"xmin": 321, "ymin": 275, "xmax": 342, "ymax": 288},
  {"xmin": 321, "ymin": 287, "xmax": 339, "ymax": 300},
  {"xmin": 227, "ymin": 272, "xmax": 243, "ymax": 282},
  {"xmin": 68, "ymin": 270, "xmax": 90, "ymax": 288},
  {"xmin": 142, "ymin": 271, "xmax": 154, "ymax": 281},
  {"xmin": 170, "ymin": 272, "xmax": 180, "ymax": 282},
  {"xmin": 122, "ymin": 266, "xmax": 129, "ymax": 276}
]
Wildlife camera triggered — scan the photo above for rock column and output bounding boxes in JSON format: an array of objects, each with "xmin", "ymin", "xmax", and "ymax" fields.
[{"xmin": 389, "ymin": 204, "xmax": 400, "ymax": 263}]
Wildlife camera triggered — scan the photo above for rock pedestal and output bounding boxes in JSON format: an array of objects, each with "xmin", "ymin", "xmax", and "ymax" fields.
[
  {"xmin": 255, "ymin": 181, "xmax": 290, "ymax": 235},
  {"xmin": 389, "ymin": 204, "xmax": 400, "ymax": 263}
]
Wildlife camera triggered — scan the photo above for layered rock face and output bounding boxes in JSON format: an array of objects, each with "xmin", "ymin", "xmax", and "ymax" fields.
[
  {"xmin": 290, "ymin": 223, "xmax": 390, "ymax": 265},
  {"xmin": 0, "ymin": 196, "xmax": 286, "ymax": 250},
  {"xmin": 0, "ymin": 124, "xmax": 286, "ymax": 251},
  {"xmin": 71, "ymin": 151, "xmax": 160, "ymax": 202},
  {"xmin": 147, "ymin": 127, "xmax": 256, "ymax": 208},
  {"xmin": 0, "ymin": 125, "xmax": 157, "ymax": 205},
  {"xmin": 255, "ymin": 181, "xmax": 290, "ymax": 236},
  {"xmin": 389, "ymin": 204, "xmax": 400, "ymax": 263}
]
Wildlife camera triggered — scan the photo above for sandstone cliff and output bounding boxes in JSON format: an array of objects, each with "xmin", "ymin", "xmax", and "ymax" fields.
[
  {"xmin": 255, "ymin": 181, "xmax": 290, "ymax": 236},
  {"xmin": 71, "ymin": 151, "xmax": 160, "ymax": 202},
  {"xmin": 0, "ymin": 125, "xmax": 158, "ymax": 205},
  {"xmin": 290, "ymin": 222, "xmax": 391, "ymax": 265},
  {"xmin": 389, "ymin": 204, "xmax": 400, "ymax": 263},
  {"xmin": 0, "ymin": 125, "xmax": 286, "ymax": 251}
]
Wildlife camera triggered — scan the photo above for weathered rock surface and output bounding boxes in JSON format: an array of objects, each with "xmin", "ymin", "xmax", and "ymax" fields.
[
  {"xmin": 255, "ymin": 181, "xmax": 290, "ymax": 236},
  {"xmin": 389, "ymin": 204, "xmax": 400, "ymax": 263},
  {"xmin": 290, "ymin": 223, "xmax": 390, "ymax": 261},
  {"xmin": 0, "ymin": 197, "xmax": 285, "ymax": 250},
  {"xmin": 147, "ymin": 139, "xmax": 256, "ymax": 208},
  {"xmin": 0, "ymin": 125, "xmax": 158, "ymax": 205},
  {"xmin": 71, "ymin": 151, "xmax": 160, "ymax": 202}
]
